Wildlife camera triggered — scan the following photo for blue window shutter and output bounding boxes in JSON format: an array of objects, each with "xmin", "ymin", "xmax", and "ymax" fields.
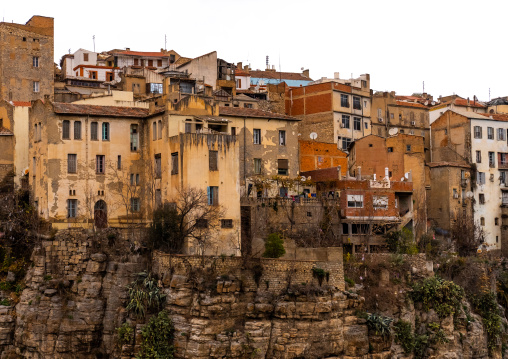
[{"xmin": 207, "ymin": 186, "xmax": 211, "ymax": 205}]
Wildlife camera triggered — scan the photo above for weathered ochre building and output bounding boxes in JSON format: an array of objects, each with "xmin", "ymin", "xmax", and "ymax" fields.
[
  {"xmin": 287, "ymin": 74, "xmax": 371, "ymax": 150},
  {"xmin": 0, "ymin": 16, "xmax": 54, "ymax": 102},
  {"xmin": 299, "ymin": 140, "xmax": 347, "ymax": 175},
  {"xmin": 348, "ymin": 134, "xmax": 427, "ymax": 238},
  {"xmin": 371, "ymin": 92, "xmax": 430, "ymax": 161}
]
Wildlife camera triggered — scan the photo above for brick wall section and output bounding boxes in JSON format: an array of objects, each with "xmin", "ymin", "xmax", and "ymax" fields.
[
  {"xmin": 299, "ymin": 140, "xmax": 348, "ymax": 173},
  {"xmin": 153, "ymin": 247, "xmax": 345, "ymax": 292}
]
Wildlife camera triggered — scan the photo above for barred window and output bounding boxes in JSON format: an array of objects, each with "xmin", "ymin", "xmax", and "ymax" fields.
[
  {"xmin": 74, "ymin": 121, "xmax": 81, "ymax": 140},
  {"xmin": 67, "ymin": 154, "xmax": 77, "ymax": 173},
  {"xmin": 62, "ymin": 120, "xmax": 70, "ymax": 139},
  {"xmin": 91, "ymin": 122, "xmax": 98, "ymax": 140}
]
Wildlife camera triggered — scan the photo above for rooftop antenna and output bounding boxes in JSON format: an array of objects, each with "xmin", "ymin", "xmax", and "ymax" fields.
[
  {"xmin": 164, "ymin": 34, "xmax": 167, "ymax": 50},
  {"xmin": 92, "ymin": 35, "xmax": 95, "ymax": 52}
]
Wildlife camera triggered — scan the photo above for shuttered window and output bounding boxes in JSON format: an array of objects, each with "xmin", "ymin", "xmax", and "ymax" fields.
[
  {"xmin": 62, "ymin": 120, "xmax": 70, "ymax": 139},
  {"xmin": 209, "ymin": 150, "xmax": 218, "ymax": 171},
  {"xmin": 171, "ymin": 153, "xmax": 178, "ymax": 175},
  {"xmin": 278, "ymin": 159, "xmax": 288, "ymax": 175},
  {"xmin": 91, "ymin": 122, "xmax": 98, "ymax": 140},
  {"xmin": 74, "ymin": 121, "xmax": 81, "ymax": 139},
  {"xmin": 67, "ymin": 154, "xmax": 77, "ymax": 173}
]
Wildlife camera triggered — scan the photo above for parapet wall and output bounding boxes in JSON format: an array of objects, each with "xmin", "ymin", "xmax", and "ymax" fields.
[{"xmin": 153, "ymin": 246, "xmax": 345, "ymax": 291}]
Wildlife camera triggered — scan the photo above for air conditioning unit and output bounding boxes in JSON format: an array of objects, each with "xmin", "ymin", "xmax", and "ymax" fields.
[
  {"xmin": 411, "ymin": 121, "xmax": 416, "ymax": 126},
  {"xmin": 378, "ymin": 118, "xmax": 384, "ymax": 123}
]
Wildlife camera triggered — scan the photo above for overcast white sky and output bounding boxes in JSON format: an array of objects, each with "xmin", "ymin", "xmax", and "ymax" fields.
[{"xmin": 3, "ymin": 0, "xmax": 507, "ymax": 101}]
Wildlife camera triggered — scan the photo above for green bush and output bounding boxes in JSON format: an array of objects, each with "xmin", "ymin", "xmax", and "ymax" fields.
[
  {"xmin": 384, "ymin": 228, "xmax": 418, "ymax": 254},
  {"xmin": 344, "ymin": 276, "xmax": 355, "ymax": 287},
  {"xmin": 127, "ymin": 272, "xmax": 166, "ymax": 318},
  {"xmin": 410, "ymin": 276, "xmax": 464, "ymax": 318},
  {"xmin": 137, "ymin": 310, "xmax": 174, "ymax": 359},
  {"xmin": 262, "ymin": 233, "xmax": 285, "ymax": 258},
  {"xmin": 471, "ymin": 291, "xmax": 502, "ymax": 350},
  {"xmin": 394, "ymin": 320, "xmax": 414, "ymax": 353},
  {"xmin": 148, "ymin": 203, "xmax": 183, "ymax": 253},
  {"xmin": 117, "ymin": 322, "xmax": 134, "ymax": 345},
  {"xmin": 365, "ymin": 313, "xmax": 393, "ymax": 338}
]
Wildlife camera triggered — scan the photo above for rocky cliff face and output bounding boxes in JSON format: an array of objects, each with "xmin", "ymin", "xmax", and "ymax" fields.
[{"xmin": 0, "ymin": 230, "xmax": 498, "ymax": 358}]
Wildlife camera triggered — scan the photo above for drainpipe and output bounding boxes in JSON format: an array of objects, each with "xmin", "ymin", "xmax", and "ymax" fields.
[{"xmin": 243, "ymin": 117, "xmax": 246, "ymax": 193}]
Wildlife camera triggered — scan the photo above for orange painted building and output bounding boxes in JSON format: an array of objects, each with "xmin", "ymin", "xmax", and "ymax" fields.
[{"xmin": 299, "ymin": 140, "xmax": 347, "ymax": 175}]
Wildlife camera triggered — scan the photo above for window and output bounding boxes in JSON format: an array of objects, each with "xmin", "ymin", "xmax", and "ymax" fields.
[
  {"xmin": 477, "ymin": 172, "xmax": 486, "ymax": 185},
  {"xmin": 445, "ymin": 129, "xmax": 448, "ymax": 135},
  {"xmin": 353, "ymin": 117, "xmax": 361, "ymax": 131},
  {"xmin": 236, "ymin": 79, "xmax": 242, "ymax": 88},
  {"xmin": 244, "ymin": 103, "xmax": 253, "ymax": 109},
  {"xmin": 152, "ymin": 153, "xmax": 161, "ymax": 177},
  {"xmin": 253, "ymin": 129, "xmax": 261, "ymax": 144},
  {"xmin": 503, "ymin": 191, "xmax": 508, "ymax": 205},
  {"xmin": 500, "ymin": 153, "xmax": 508, "ymax": 166},
  {"xmin": 387, "ymin": 147, "xmax": 393, "ymax": 153},
  {"xmin": 489, "ymin": 152, "xmax": 495, "ymax": 168},
  {"xmin": 185, "ymin": 122, "xmax": 192, "ymax": 133},
  {"xmin": 476, "ymin": 150, "xmax": 481, "ymax": 163},
  {"xmin": 67, "ymin": 199, "xmax": 77, "ymax": 218},
  {"xmin": 474, "ymin": 126, "xmax": 482, "ymax": 139},
  {"xmin": 134, "ymin": 58, "xmax": 139, "ymax": 66},
  {"xmin": 347, "ymin": 194, "xmax": 363, "ymax": 208},
  {"xmin": 157, "ymin": 59, "xmax": 162, "ymax": 67},
  {"xmin": 373, "ymin": 196, "xmax": 388, "ymax": 209},
  {"xmin": 130, "ymin": 124, "xmax": 138, "ymax": 151},
  {"xmin": 170, "ymin": 152, "xmax": 178, "ymax": 175},
  {"xmin": 62, "ymin": 120, "xmax": 70, "ymax": 139},
  {"xmin": 279, "ymin": 187, "xmax": 288, "ymax": 197},
  {"xmin": 390, "ymin": 113, "xmax": 394, "ymax": 119},
  {"xmin": 410, "ymin": 130, "xmax": 415, "ymax": 135},
  {"xmin": 399, "ymin": 129, "xmax": 404, "ymax": 134},
  {"xmin": 479, "ymin": 193, "xmax": 485, "ymax": 204},
  {"xmin": 365, "ymin": 122, "xmax": 368, "ymax": 129},
  {"xmin": 117, "ymin": 155, "xmax": 121, "ymax": 170},
  {"xmin": 91, "ymin": 122, "xmax": 98, "ymax": 140},
  {"xmin": 221, "ymin": 219, "xmax": 233, "ymax": 228},
  {"xmin": 83, "ymin": 53, "xmax": 89, "ymax": 61},
  {"xmin": 207, "ymin": 186, "xmax": 219, "ymax": 206},
  {"xmin": 231, "ymin": 127, "xmax": 236, "ymax": 136},
  {"xmin": 74, "ymin": 121, "xmax": 81, "ymax": 140},
  {"xmin": 196, "ymin": 219, "xmax": 208, "ymax": 228},
  {"xmin": 68, "ymin": 154, "xmax": 77, "ymax": 173},
  {"xmin": 498, "ymin": 128, "xmax": 506, "ymax": 141},
  {"xmin": 406, "ymin": 145, "xmax": 411, "ymax": 152},
  {"xmin": 501, "ymin": 171, "xmax": 507, "ymax": 184},
  {"xmin": 279, "ymin": 130, "xmax": 286, "ymax": 146},
  {"xmin": 341, "ymin": 115, "xmax": 350, "ymax": 128},
  {"xmin": 209, "ymin": 150, "xmax": 218, "ymax": 171},
  {"xmin": 377, "ymin": 108, "xmax": 382, "ymax": 119},
  {"xmin": 102, "ymin": 122, "xmax": 110, "ymax": 140},
  {"xmin": 341, "ymin": 94, "xmax": 349, "ymax": 107},
  {"xmin": 158, "ymin": 120, "xmax": 162, "ymax": 139},
  {"xmin": 130, "ymin": 198, "xmax": 140, "ymax": 212},
  {"xmin": 106, "ymin": 72, "xmax": 114, "ymax": 81},
  {"xmin": 278, "ymin": 159, "xmax": 289, "ymax": 175},
  {"xmin": 33, "ymin": 81, "xmax": 39, "ymax": 93},
  {"xmin": 33, "ymin": 56, "xmax": 39, "ymax": 67},
  {"xmin": 353, "ymin": 97, "xmax": 361, "ymax": 110},
  {"xmin": 34, "ymin": 124, "xmax": 37, "ymax": 141},
  {"xmin": 89, "ymin": 71, "xmax": 97, "ymax": 80},
  {"xmin": 487, "ymin": 127, "xmax": 494, "ymax": 139},
  {"xmin": 495, "ymin": 218, "xmax": 499, "ymax": 225},
  {"xmin": 96, "ymin": 155, "xmax": 105, "ymax": 174},
  {"xmin": 341, "ymin": 137, "xmax": 352, "ymax": 151},
  {"xmin": 152, "ymin": 122, "xmax": 157, "ymax": 140},
  {"xmin": 480, "ymin": 217, "xmax": 485, "ymax": 226},
  {"xmin": 254, "ymin": 158, "xmax": 262, "ymax": 174}
]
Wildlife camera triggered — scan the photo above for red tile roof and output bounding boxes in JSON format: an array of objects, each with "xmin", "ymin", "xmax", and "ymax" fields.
[
  {"xmin": 0, "ymin": 127, "xmax": 13, "ymax": 135},
  {"xmin": 114, "ymin": 51, "xmax": 168, "ymax": 58},
  {"xmin": 219, "ymin": 106, "xmax": 299, "ymax": 121},
  {"xmin": 235, "ymin": 69, "xmax": 250, "ymax": 77},
  {"xmin": 11, "ymin": 101, "xmax": 31, "ymax": 107},
  {"xmin": 395, "ymin": 101, "xmax": 428, "ymax": 109},
  {"xmin": 248, "ymin": 70, "xmax": 312, "ymax": 81},
  {"xmin": 479, "ymin": 113, "xmax": 508, "ymax": 122},
  {"xmin": 453, "ymin": 98, "xmax": 486, "ymax": 108},
  {"xmin": 53, "ymin": 103, "xmax": 163, "ymax": 118}
]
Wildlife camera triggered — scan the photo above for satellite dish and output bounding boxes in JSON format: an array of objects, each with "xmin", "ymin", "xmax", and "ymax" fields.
[
  {"xmin": 310, "ymin": 132, "xmax": 318, "ymax": 140},
  {"xmin": 388, "ymin": 128, "xmax": 399, "ymax": 136}
]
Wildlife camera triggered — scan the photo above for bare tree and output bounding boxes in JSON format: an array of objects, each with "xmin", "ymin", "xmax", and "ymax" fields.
[
  {"xmin": 451, "ymin": 210, "xmax": 486, "ymax": 256},
  {"xmin": 148, "ymin": 186, "xmax": 224, "ymax": 257}
]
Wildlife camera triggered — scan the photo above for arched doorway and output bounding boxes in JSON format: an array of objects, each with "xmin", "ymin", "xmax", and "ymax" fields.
[{"xmin": 94, "ymin": 200, "xmax": 107, "ymax": 229}]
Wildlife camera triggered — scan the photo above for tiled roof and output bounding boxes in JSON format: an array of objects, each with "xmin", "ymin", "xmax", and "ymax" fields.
[
  {"xmin": 248, "ymin": 70, "xmax": 312, "ymax": 81},
  {"xmin": 0, "ymin": 127, "xmax": 13, "ymax": 135},
  {"xmin": 53, "ymin": 103, "xmax": 163, "ymax": 118},
  {"xmin": 175, "ymin": 57, "xmax": 192, "ymax": 67},
  {"xmin": 479, "ymin": 113, "xmax": 508, "ymax": 122},
  {"xmin": 11, "ymin": 101, "xmax": 31, "ymax": 107},
  {"xmin": 114, "ymin": 51, "xmax": 168, "ymax": 57},
  {"xmin": 219, "ymin": 106, "xmax": 299, "ymax": 121},
  {"xmin": 235, "ymin": 69, "xmax": 250, "ymax": 77},
  {"xmin": 453, "ymin": 98, "xmax": 486, "ymax": 108},
  {"xmin": 395, "ymin": 101, "xmax": 428, "ymax": 109}
]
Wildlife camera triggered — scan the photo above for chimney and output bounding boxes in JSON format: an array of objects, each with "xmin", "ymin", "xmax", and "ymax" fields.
[
  {"xmin": 385, "ymin": 167, "xmax": 389, "ymax": 179},
  {"xmin": 126, "ymin": 47, "xmax": 130, "ymax": 51},
  {"xmin": 237, "ymin": 62, "xmax": 242, "ymax": 70},
  {"xmin": 337, "ymin": 166, "xmax": 342, "ymax": 180},
  {"xmin": 357, "ymin": 166, "xmax": 362, "ymax": 180},
  {"xmin": 334, "ymin": 72, "xmax": 340, "ymax": 79},
  {"xmin": 302, "ymin": 69, "xmax": 310, "ymax": 78},
  {"xmin": 467, "ymin": 97, "xmax": 470, "ymax": 105}
]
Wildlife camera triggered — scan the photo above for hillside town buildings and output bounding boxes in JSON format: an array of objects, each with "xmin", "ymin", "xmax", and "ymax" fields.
[{"xmin": 2, "ymin": 14, "xmax": 507, "ymax": 256}]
